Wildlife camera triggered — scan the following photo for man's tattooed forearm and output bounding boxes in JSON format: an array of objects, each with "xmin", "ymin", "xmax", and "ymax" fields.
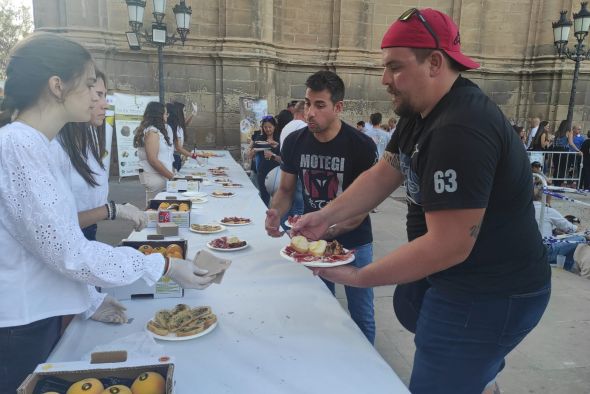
[{"xmin": 382, "ymin": 151, "xmax": 400, "ymax": 171}]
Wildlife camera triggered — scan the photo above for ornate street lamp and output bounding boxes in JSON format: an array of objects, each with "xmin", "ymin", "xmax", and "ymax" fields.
[
  {"xmin": 124, "ymin": 0, "xmax": 193, "ymax": 103},
  {"xmin": 552, "ymin": 2, "xmax": 590, "ymax": 130}
]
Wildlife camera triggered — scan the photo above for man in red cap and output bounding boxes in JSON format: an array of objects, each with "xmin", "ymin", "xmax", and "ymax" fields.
[{"xmin": 292, "ymin": 8, "xmax": 551, "ymax": 394}]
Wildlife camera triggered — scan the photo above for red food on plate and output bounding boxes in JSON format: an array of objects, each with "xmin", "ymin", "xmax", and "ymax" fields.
[
  {"xmin": 209, "ymin": 236, "xmax": 246, "ymax": 249},
  {"xmin": 287, "ymin": 215, "xmax": 301, "ymax": 226},
  {"xmin": 221, "ymin": 216, "xmax": 251, "ymax": 224}
]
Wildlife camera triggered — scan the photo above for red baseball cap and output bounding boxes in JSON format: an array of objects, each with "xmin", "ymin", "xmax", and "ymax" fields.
[{"xmin": 381, "ymin": 8, "xmax": 480, "ymax": 70}]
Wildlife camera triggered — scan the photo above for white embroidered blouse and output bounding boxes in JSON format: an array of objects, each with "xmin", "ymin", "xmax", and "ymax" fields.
[{"xmin": 0, "ymin": 122, "xmax": 165, "ymax": 327}]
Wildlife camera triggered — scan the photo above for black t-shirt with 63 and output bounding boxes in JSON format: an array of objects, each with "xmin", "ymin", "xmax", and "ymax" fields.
[
  {"xmin": 387, "ymin": 76, "xmax": 550, "ymax": 296},
  {"xmin": 281, "ymin": 122, "xmax": 377, "ymax": 248}
]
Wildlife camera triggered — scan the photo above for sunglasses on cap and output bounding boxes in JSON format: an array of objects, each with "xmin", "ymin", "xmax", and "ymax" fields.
[
  {"xmin": 261, "ymin": 115, "xmax": 274, "ymax": 121},
  {"xmin": 398, "ymin": 8, "xmax": 440, "ymax": 49}
]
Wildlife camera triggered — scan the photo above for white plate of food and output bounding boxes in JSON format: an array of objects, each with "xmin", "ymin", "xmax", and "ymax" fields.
[
  {"xmin": 211, "ymin": 191, "xmax": 235, "ymax": 198},
  {"xmin": 190, "ymin": 223, "xmax": 226, "ymax": 234},
  {"xmin": 219, "ymin": 216, "xmax": 252, "ymax": 226},
  {"xmin": 209, "ymin": 166, "xmax": 229, "ymax": 170},
  {"xmin": 221, "ymin": 183, "xmax": 243, "ymax": 188},
  {"xmin": 207, "ymin": 236, "xmax": 249, "ymax": 251},
  {"xmin": 182, "ymin": 191, "xmax": 207, "ymax": 198},
  {"xmin": 283, "ymin": 215, "xmax": 301, "ymax": 229},
  {"xmin": 190, "ymin": 197, "xmax": 208, "ymax": 204},
  {"xmin": 279, "ymin": 236, "xmax": 355, "ymax": 268},
  {"xmin": 214, "ymin": 178, "xmax": 232, "ymax": 183},
  {"xmin": 146, "ymin": 305, "xmax": 218, "ymax": 341},
  {"xmin": 147, "ymin": 321, "xmax": 217, "ymax": 341}
]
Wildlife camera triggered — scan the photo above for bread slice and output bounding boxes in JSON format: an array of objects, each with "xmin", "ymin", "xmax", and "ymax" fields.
[
  {"xmin": 176, "ymin": 321, "xmax": 206, "ymax": 337},
  {"xmin": 308, "ymin": 240, "xmax": 327, "ymax": 257},
  {"xmin": 168, "ymin": 309, "xmax": 196, "ymax": 331},
  {"xmin": 191, "ymin": 306, "xmax": 212, "ymax": 319},
  {"xmin": 147, "ymin": 320, "xmax": 169, "ymax": 336},
  {"xmin": 155, "ymin": 310, "xmax": 172, "ymax": 329},
  {"xmin": 201, "ymin": 313, "xmax": 217, "ymax": 329},
  {"xmin": 290, "ymin": 235, "xmax": 309, "ymax": 253}
]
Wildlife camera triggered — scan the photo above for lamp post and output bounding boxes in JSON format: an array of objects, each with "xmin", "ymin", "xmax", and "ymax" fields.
[
  {"xmin": 124, "ymin": 0, "xmax": 192, "ymax": 103},
  {"xmin": 552, "ymin": 2, "xmax": 590, "ymax": 131}
]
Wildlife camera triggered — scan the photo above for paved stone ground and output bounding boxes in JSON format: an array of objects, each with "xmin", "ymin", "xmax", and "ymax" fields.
[{"xmin": 101, "ymin": 177, "xmax": 590, "ymax": 393}]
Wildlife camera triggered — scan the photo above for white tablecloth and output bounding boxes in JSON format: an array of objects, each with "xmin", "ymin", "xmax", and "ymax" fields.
[{"xmin": 49, "ymin": 152, "xmax": 408, "ymax": 393}]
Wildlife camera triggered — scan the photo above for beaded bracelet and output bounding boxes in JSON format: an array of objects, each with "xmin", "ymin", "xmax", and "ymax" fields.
[
  {"xmin": 105, "ymin": 203, "xmax": 111, "ymax": 221},
  {"xmin": 109, "ymin": 200, "xmax": 117, "ymax": 220}
]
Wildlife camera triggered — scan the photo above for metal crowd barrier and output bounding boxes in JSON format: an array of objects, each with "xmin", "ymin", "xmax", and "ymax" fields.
[{"xmin": 528, "ymin": 150, "xmax": 583, "ymax": 186}]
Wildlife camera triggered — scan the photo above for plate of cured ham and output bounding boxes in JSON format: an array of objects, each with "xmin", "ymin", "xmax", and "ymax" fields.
[
  {"xmin": 280, "ymin": 236, "xmax": 355, "ymax": 268},
  {"xmin": 283, "ymin": 215, "xmax": 301, "ymax": 229},
  {"xmin": 207, "ymin": 236, "xmax": 249, "ymax": 251}
]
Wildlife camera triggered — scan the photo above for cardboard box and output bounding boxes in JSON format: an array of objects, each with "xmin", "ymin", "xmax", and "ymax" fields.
[
  {"xmin": 167, "ymin": 178, "xmax": 203, "ymax": 192},
  {"xmin": 157, "ymin": 222, "xmax": 179, "ymax": 236},
  {"xmin": 103, "ymin": 240, "xmax": 188, "ymax": 300},
  {"xmin": 18, "ymin": 351, "xmax": 174, "ymax": 394},
  {"xmin": 146, "ymin": 199, "xmax": 191, "ymax": 228}
]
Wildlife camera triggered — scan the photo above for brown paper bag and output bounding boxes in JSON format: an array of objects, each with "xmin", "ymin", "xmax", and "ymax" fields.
[{"xmin": 193, "ymin": 249, "xmax": 232, "ymax": 284}]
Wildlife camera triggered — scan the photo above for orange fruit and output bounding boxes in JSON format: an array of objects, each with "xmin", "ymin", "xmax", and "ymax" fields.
[
  {"xmin": 131, "ymin": 372, "xmax": 166, "ymax": 394},
  {"xmin": 66, "ymin": 378, "xmax": 104, "ymax": 394}
]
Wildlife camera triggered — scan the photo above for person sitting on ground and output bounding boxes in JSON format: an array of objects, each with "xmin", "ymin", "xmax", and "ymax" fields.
[{"xmin": 533, "ymin": 182, "xmax": 585, "ymax": 271}]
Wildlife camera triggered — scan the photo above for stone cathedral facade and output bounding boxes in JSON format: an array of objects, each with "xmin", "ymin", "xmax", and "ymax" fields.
[{"xmin": 34, "ymin": 0, "xmax": 589, "ymax": 160}]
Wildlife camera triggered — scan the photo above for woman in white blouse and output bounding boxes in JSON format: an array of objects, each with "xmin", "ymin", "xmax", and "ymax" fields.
[
  {"xmin": 0, "ymin": 33, "xmax": 214, "ymax": 392},
  {"xmin": 51, "ymin": 70, "xmax": 148, "ymax": 241},
  {"xmin": 134, "ymin": 101, "xmax": 176, "ymax": 205}
]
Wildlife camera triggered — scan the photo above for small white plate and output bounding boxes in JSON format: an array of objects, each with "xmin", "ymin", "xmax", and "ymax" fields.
[
  {"xmin": 182, "ymin": 191, "xmax": 207, "ymax": 198},
  {"xmin": 279, "ymin": 246, "xmax": 355, "ymax": 268},
  {"xmin": 147, "ymin": 321, "xmax": 217, "ymax": 341},
  {"xmin": 207, "ymin": 240, "xmax": 249, "ymax": 252},
  {"xmin": 219, "ymin": 218, "xmax": 252, "ymax": 226},
  {"xmin": 253, "ymin": 147, "xmax": 271, "ymax": 152},
  {"xmin": 190, "ymin": 224, "xmax": 226, "ymax": 234},
  {"xmin": 211, "ymin": 191, "xmax": 235, "ymax": 198},
  {"xmin": 222, "ymin": 183, "xmax": 243, "ymax": 188},
  {"xmin": 190, "ymin": 197, "xmax": 208, "ymax": 204}
]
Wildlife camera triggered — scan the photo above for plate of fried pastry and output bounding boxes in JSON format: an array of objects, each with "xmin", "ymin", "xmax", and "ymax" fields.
[{"xmin": 146, "ymin": 304, "xmax": 218, "ymax": 341}]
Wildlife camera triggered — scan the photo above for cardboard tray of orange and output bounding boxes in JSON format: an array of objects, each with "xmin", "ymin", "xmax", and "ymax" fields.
[
  {"xmin": 18, "ymin": 351, "xmax": 174, "ymax": 394},
  {"xmin": 145, "ymin": 199, "xmax": 192, "ymax": 228},
  {"xmin": 100, "ymin": 240, "xmax": 188, "ymax": 300}
]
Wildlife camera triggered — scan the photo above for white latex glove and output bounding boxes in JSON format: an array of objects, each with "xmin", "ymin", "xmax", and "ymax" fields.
[
  {"xmin": 166, "ymin": 258, "xmax": 215, "ymax": 290},
  {"xmin": 90, "ymin": 295, "xmax": 127, "ymax": 324},
  {"xmin": 116, "ymin": 203, "xmax": 148, "ymax": 231},
  {"xmin": 191, "ymin": 102, "xmax": 198, "ymax": 114}
]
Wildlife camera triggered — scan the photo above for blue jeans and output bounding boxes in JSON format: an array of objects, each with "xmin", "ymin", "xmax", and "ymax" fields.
[
  {"xmin": 281, "ymin": 179, "xmax": 304, "ymax": 231},
  {"xmin": 410, "ymin": 284, "xmax": 551, "ymax": 394},
  {"xmin": 81, "ymin": 224, "xmax": 98, "ymax": 241},
  {"xmin": 546, "ymin": 235, "xmax": 585, "ymax": 271},
  {"xmin": 0, "ymin": 316, "xmax": 62, "ymax": 394},
  {"xmin": 322, "ymin": 243, "xmax": 375, "ymax": 344}
]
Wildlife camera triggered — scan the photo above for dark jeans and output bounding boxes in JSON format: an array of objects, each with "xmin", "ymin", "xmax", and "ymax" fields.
[
  {"xmin": 409, "ymin": 284, "xmax": 551, "ymax": 394},
  {"xmin": 81, "ymin": 223, "xmax": 98, "ymax": 241},
  {"xmin": 321, "ymin": 243, "xmax": 375, "ymax": 344},
  {"xmin": 173, "ymin": 153, "xmax": 182, "ymax": 172},
  {"xmin": 0, "ymin": 316, "xmax": 62, "ymax": 393}
]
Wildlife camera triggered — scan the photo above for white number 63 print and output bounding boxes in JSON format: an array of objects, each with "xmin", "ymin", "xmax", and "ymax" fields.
[{"xmin": 433, "ymin": 169, "xmax": 458, "ymax": 193}]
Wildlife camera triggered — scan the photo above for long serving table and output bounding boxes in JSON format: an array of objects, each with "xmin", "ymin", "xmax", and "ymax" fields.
[{"xmin": 49, "ymin": 152, "xmax": 409, "ymax": 393}]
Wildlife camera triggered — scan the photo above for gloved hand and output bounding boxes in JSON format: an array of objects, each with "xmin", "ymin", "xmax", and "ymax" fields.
[
  {"xmin": 90, "ymin": 295, "xmax": 127, "ymax": 324},
  {"xmin": 116, "ymin": 203, "xmax": 148, "ymax": 231},
  {"xmin": 166, "ymin": 258, "xmax": 215, "ymax": 290}
]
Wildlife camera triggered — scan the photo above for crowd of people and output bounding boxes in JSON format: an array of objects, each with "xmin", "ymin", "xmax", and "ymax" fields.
[{"xmin": 3, "ymin": 6, "xmax": 586, "ymax": 394}]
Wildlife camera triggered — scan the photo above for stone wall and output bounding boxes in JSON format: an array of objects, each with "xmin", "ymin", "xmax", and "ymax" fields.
[{"xmin": 33, "ymin": 0, "xmax": 590, "ymax": 172}]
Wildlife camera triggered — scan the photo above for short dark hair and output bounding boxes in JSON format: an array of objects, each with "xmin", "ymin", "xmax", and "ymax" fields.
[
  {"xmin": 411, "ymin": 48, "xmax": 467, "ymax": 73},
  {"xmin": 357, "ymin": 120, "xmax": 365, "ymax": 127},
  {"xmin": 531, "ymin": 161, "xmax": 542, "ymax": 168},
  {"xmin": 370, "ymin": 113, "xmax": 382, "ymax": 126},
  {"xmin": 287, "ymin": 100, "xmax": 298, "ymax": 108},
  {"xmin": 305, "ymin": 70, "xmax": 345, "ymax": 103}
]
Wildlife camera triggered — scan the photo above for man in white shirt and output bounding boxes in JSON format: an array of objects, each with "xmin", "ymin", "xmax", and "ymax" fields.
[
  {"xmin": 364, "ymin": 112, "xmax": 390, "ymax": 158},
  {"xmin": 280, "ymin": 101, "xmax": 307, "ymax": 147},
  {"xmin": 526, "ymin": 117, "xmax": 540, "ymax": 149},
  {"xmin": 279, "ymin": 101, "xmax": 306, "ymax": 220},
  {"xmin": 533, "ymin": 184, "xmax": 585, "ymax": 270}
]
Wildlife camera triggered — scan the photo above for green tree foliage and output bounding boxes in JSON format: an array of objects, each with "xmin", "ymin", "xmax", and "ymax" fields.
[{"xmin": 0, "ymin": 1, "xmax": 33, "ymax": 80}]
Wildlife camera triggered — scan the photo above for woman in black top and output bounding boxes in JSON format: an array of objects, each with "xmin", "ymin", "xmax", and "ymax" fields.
[{"xmin": 251, "ymin": 116, "xmax": 281, "ymax": 206}]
